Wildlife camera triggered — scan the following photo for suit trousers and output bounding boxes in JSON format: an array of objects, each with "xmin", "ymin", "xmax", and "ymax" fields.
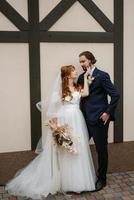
[{"xmin": 87, "ymin": 119, "xmax": 110, "ymax": 182}]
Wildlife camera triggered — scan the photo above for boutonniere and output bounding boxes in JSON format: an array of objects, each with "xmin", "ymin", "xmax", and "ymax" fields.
[{"xmin": 87, "ymin": 75, "xmax": 95, "ymax": 85}]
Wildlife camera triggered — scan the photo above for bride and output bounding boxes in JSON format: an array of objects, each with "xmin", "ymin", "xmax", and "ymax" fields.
[{"xmin": 5, "ymin": 65, "xmax": 96, "ymax": 199}]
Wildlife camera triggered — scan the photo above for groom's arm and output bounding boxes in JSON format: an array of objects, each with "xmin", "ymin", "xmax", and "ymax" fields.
[{"xmin": 101, "ymin": 72, "xmax": 120, "ymax": 119}]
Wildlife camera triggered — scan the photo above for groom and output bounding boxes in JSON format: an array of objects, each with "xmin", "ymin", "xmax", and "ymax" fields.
[{"xmin": 77, "ymin": 51, "xmax": 120, "ymax": 192}]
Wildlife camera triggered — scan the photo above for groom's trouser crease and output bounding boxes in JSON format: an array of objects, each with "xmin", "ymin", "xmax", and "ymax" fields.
[{"xmin": 87, "ymin": 120, "xmax": 109, "ymax": 182}]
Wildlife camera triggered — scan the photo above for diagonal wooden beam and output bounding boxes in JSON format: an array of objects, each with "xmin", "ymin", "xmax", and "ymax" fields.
[
  {"xmin": 0, "ymin": 31, "xmax": 28, "ymax": 42},
  {"xmin": 40, "ymin": 31, "xmax": 113, "ymax": 43},
  {"xmin": 40, "ymin": 0, "xmax": 77, "ymax": 31},
  {"xmin": 0, "ymin": 0, "xmax": 29, "ymax": 31},
  {"xmin": 79, "ymin": 0, "xmax": 114, "ymax": 32}
]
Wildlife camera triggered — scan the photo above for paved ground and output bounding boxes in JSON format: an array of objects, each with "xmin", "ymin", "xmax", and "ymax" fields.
[{"xmin": 1, "ymin": 171, "xmax": 134, "ymax": 200}]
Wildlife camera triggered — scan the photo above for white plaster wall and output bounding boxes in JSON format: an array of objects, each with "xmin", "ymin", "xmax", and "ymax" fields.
[
  {"xmin": 0, "ymin": 0, "xmax": 28, "ymax": 31},
  {"xmin": 124, "ymin": 0, "xmax": 134, "ymax": 141},
  {"xmin": 40, "ymin": 1, "xmax": 104, "ymax": 31},
  {"xmin": 0, "ymin": 12, "xmax": 19, "ymax": 31},
  {"xmin": 0, "ymin": 44, "xmax": 31, "ymax": 153},
  {"xmin": 7, "ymin": 0, "xmax": 28, "ymax": 21},
  {"xmin": 0, "ymin": 1, "xmax": 30, "ymax": 153}
]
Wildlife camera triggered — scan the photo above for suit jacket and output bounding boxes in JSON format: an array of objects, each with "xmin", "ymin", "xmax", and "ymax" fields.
[{"xmin": 77, "ymin": 67, "xmax": 120, "ymax": 125}]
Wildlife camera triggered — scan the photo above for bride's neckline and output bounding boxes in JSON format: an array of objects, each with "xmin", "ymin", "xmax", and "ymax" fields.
[
  {"xmin": 69, "ymin": 86, "xmax": 78, "ymax": 93},
  {"xmin": 72, "ymin": 90, "xmax": 79, "ymax": 95},
  {"xmin": 64, "ymin": 91, "xmax": 79, "ymax": 101},
  {"xmin": 65, "ymin": 91, "xmax": 79, "ymax": 99}
]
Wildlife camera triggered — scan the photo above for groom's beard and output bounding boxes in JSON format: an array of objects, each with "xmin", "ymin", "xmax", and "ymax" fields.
[
  {"xmin": 82, "ymin": 66, "xmax": 88, "ymax": 71},
  {"xmin": 82, "ymin": 66, "xmax": 90, "ymax": 72},
  {"xmin": 82, "ymin": 63, "xmax": 92, "ymax": 71},
  {"xmin": 82, "ymin": 67, "xmax": 87, "ymax": 72}
]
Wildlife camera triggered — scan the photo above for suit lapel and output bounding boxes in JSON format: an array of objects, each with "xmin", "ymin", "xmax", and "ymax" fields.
[
  {"xmin": 89, "ymin": 67, "xmax": 99, "ymax": 91},
  {"xmin": 92, "ymin": 67, "xmax": 98, "ymax": 77}
]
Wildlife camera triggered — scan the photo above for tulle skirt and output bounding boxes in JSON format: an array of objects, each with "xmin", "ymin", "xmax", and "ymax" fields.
[{"xmin": 5, "ymin": 104, "xmax": 96, "ymax": 199}]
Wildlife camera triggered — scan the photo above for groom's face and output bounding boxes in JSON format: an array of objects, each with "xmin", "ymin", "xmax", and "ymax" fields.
[{"xmin": 79, "ymin": 55, "xmax": 92, "ymax": 71}]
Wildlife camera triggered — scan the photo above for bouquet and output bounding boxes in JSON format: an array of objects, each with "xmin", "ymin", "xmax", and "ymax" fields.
[{"xmin": 46, "ymin": 119, "xmax": 77, "ymax": 154}]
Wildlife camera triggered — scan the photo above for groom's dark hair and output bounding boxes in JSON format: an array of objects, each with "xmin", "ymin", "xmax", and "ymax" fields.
[{"xmin": 79, "ymin": 51, "xmax": 97, "ymax": 64}]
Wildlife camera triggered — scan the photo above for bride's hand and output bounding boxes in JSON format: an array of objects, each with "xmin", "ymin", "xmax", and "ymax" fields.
[
  {"xmin": 48, "ymin": 118, "xmax": 57, "ymax": 131},
  {"xmin": 84, "ymin": 67, "xmax": 91, "ymax": 78}
]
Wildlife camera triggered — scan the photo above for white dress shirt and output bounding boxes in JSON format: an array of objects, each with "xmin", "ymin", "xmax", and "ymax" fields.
[{"xmin": 90, "ymin": 65, "xmax": 96, "ymax": 77}]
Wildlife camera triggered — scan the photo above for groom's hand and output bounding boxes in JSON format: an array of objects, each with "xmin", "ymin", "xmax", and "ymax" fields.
[{"xmin": 100, "ymin": 113, "xmax": 110, "ymax": 125}]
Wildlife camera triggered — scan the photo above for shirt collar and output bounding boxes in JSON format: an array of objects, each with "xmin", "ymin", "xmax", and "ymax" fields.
[{"xmin": 90, "ymin": 65, "xmax": 96, "ymax": 76}]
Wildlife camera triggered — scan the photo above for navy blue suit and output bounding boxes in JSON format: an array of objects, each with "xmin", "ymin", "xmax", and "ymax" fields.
[{"xmin": 77, "ymin": 67, "xmax": 120, "ymax": 182}]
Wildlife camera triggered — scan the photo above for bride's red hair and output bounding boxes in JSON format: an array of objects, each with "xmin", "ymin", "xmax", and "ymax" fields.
[{"xmin": 61, "ymin": 65, "xmax": 79, "ymax": 100}]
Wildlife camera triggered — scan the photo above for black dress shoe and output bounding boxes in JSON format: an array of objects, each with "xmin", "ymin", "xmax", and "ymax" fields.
[{"xmin": 90, "ymin": 179, "xmax": 106, "ymax": 192}]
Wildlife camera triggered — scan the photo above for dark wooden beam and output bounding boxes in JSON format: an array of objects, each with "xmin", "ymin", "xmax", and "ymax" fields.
[
  {"xmin": 0, "ymin": 31, "xmax": 28, "ymax": 42},
  {"xmin": 40, "ymin": 0, "xmax": 76, "ymax": 31},
  {"xmin": 40, "ymin": 31, "xmax": 113, "ymax": 43},
  {"xmin": 0, "ymin": 0, "xmax": 29, "ymax": 31},
  {"xmin": 79, "ymin": 0, "xmax": 114, "ymax": 32},
  {"xmin": 114, "ymin": 0, "xmax": 123, "ymax": 142},
  {"xmin": 28, "ymin": 0, "xmax": 41, "ymax": 150}
]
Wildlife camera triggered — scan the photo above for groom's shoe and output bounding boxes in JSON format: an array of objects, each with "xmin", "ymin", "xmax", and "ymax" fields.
[{"xmin": 91, "ymin": 179, "xmax": 106, "ymax": 192}]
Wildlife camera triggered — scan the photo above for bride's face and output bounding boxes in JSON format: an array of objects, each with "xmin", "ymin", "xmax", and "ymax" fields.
[{"xmin": 70, "ymin": 68, "xmax": 78, "ymax": 80}]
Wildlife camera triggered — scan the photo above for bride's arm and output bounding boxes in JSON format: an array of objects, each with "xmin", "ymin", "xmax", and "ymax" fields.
[
  {"xmin": 80, "ymin": 70, "xmax": 90, "ymax": 97},
  {"xmin": 47, "ymin": 118, "xmax": 59, "ymax": 136}
]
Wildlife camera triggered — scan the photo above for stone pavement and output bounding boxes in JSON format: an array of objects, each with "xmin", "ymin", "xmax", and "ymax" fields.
[{"xmin": 1, "ymin": 171, "xmax": 134, "ymax": 200}]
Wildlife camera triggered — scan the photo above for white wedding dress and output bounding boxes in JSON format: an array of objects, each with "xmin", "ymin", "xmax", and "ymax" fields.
[{"xmin": 5, "ymin": 91, "xmax": 96, "ymax": 199}]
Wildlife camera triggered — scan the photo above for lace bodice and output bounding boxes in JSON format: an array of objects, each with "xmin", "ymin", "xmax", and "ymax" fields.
[{"xmin": 63, "ymin": 91, "xmax": 81, "ymax": 106}]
